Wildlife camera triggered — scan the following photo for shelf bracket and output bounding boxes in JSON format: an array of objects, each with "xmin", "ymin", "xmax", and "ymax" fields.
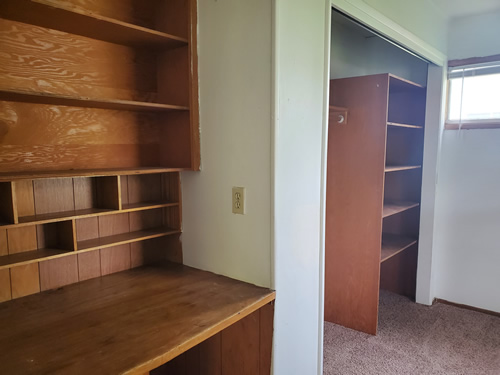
[{"xmin": 329, "ymin": 105, "xmax": 348, "ymax": 125}]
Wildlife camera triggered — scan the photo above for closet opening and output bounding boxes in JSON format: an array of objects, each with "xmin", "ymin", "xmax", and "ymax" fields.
[{"xmin": 324, "ymin": 8, "xmax": 430, "ymax": 338}]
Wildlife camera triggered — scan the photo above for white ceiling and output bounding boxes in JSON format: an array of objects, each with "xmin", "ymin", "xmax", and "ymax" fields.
[{"xmin": 430, "ymin": 0, "xmax": 500, "ymax": 19}]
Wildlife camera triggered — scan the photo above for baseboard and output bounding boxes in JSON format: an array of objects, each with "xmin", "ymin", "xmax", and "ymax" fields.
[{"xmin": 434, "ymin": 299, "xmax": 500, "ymax": 318}]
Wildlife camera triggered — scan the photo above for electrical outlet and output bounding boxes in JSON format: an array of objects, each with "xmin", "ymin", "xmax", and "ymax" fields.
[{"xmin": 232, "ymin": 187, "xmax": 245, "ymax": 215}]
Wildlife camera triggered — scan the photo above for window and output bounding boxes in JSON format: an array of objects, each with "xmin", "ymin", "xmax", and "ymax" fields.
[{"xmin": 446, "ymin": 60, "xmax": 500, "ymax": 130}]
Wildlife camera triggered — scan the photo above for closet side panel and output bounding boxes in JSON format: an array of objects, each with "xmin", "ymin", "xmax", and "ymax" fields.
[{"xmin": 325, "ymin": 74, "xmax": 388, "ymax": 335}]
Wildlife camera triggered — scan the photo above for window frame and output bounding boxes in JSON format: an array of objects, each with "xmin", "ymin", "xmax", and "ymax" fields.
[{"xmin": 445, "ymin": 54, "xmax": 500, "ymax": 130}]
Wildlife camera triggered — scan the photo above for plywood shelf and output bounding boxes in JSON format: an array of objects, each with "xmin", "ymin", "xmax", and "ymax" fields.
[
  {"xmin": 0, "ymin": 168, "xmax": 185, "ymax": 182},
  {"xmin": 381, "ymin": 233, "xmax": 417, "ymax": 263},
  {"xmin": 387, "ymin": 122, "xmax": 423, "ymax": 129},
  {"xmin": 0, "ymin": 89, "xmax": 189, "ymax": 112},
  {"xmin": 121, "ymin": 202, "xmax": 178, "ymax": 212},
  {"xmin": 0, "ymin": 0, "xmax": 189, "ymax": 48},
  {"xmin": 77, "ymin": 228, "xmax": 180, "ymax": 252},
  {"xmin": 0, "ymin": 263, "xmax": 275, "ymax": 374},
  {"xmin": 383, "ymin": 201, "xmax": 419, "ymax": 218},
  {"xmin": 0, "ymin": 248, "xmax": 71, "ymax": 270},
  {"xmin": 385, "ymin": 165, "xmax": 422, "ymax": 173}
]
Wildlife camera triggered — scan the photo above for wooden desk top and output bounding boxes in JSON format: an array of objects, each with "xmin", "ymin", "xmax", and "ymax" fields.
[{"xmin": 0, "ymin": 263, "xmax": 275, "ymax": 374}]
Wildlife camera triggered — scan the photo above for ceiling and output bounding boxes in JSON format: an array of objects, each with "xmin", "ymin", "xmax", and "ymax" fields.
[{"xmin": 430, "ymin": 0, "xmax": 500, "ymax": 19}]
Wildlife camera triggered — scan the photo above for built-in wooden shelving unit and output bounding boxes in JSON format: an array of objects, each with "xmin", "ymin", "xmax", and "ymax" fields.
[{"xmin": 326, "ymin": 73, "xmax": 426, "ymax": 335}]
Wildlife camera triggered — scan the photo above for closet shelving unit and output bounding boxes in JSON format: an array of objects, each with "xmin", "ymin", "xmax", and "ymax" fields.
[
  {"xmin": 325, "ymin": 73, "xmax": 426, "ymax": 335},
  {"xmin": 0, "ymin": 1, "xmax": 275, "ymax": 373}
]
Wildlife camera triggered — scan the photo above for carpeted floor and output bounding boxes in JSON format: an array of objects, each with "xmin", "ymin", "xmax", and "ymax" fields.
[{"xmin": 323, "ymin": 290, "xmax": 500, "ymax": 375}]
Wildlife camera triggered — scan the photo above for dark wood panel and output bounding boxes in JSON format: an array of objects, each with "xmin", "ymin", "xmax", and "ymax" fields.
[
  {"xmin": 199, "ymin": 334, "xmax": 222, "ymax": 375},
  {"xmin": 100, "ymin": 244, "xmax": 131, "ymax": 276},
  {"xmin": 0, "ymin": 181, "xmax": 16, "ymax": 224},
  {"xmin": 77, "ymin": 249, "xmax": 101, "ymax": 281},
  {"xmin": 162, "ymin": 172, "xmax": 180, "ymax": 203},
  {"xmin": 380, "ymin": 244, "xmax": 418, "ymax": 299},
  {"xmin": 0, "ymin": 263, "xmax": 275, "ymax": 374},
  {"xmin": 98, "ymin": 212, "xmax": 129, "ymax": 237},
  {"xmin": 10, "ymin": 262, "xmax": 40, "ymax": 298},
  {"xmin": 129, "ymin": 209, "xmax": 163, "ymax": 232},
  {"xmin": 325, "ymin": 74, "xmax": 389, "ymax": 335},
  {"xmin": 39, "ymin": 254, "xmax": 79, "ymax": 291},
  {"xmin": 0, "ymin": 268, "xmax": 11, "ymax": 302},
  {"xmin": 259, "ymin": 303, "xmax": 274, "ymax": 375},
  {"xmin": 33, "ymin": 178, "xmax": 74, "ymax": 215},
  {"xmin": 96, "ymin": 176, "xmax": 121, "ymax": 210},
  {"xmin": 221, "ymin": 309, "xmax": 260, "ymax": 375},
  {"xmin": 126, "ymin": 174, "xmax": 163, "ymax": 204},
  {"xmin": 130, "ymin": 239, "xmax": 166, "ymax": 269}
]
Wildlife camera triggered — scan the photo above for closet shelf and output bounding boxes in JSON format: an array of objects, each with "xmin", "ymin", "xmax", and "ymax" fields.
[
  {"xmin": 0, "ymin": 89, "xmax": 189, "ymax": 113},
  {"xmin": 1, "ymin": 203, "xmax": 179, "ymax": 229},
  {"xmin": 77, "ymin": 227, "xmax": 180, "ymax": 252},
  {"xmin": 385, "ymin": 165, "xmax": 422, "ymax": 173},
  {"xmin": 0, "ymin": 248, "xmax": 72, "ymax": 270},
  {"xmin": 387, "ymin": 122, "xmax": 423, "ymax": 129},
  {"xmin": 0, "ymin": 0, "xmax": 188, "ymax": 48},
  {"xmin": 381, "ymin": 233, "xmax": 417, "ymax": 263},
  {"xmin": 0, "ymin": 167, "xmax": 186, "ymax": 182},
  {"xmin": 389, "ymin": 74, "xmax": 426, "ymax": 92},
  {"xmin": 383, "ymin": 201, "xmax": 419, "ymax": 218}
]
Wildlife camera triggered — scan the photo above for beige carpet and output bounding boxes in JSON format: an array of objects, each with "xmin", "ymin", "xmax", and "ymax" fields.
[{"xmin": 324, "ymin": 290, "xmax": 500, "ymax": 375}]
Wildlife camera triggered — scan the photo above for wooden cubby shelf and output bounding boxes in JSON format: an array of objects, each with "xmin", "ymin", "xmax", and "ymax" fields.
[
  {"xmin": 0, "ymin": 248, "xmax": 70, "ymax": 270},
  {"xmin": 381, "ymin": 233, "xmax": 417, "ymax": 263},
  {"xmin": 77, "ymin": 228, "xmax": 180, "ymax": 252},
  {"xmin": 387, "ymin": 122, "xmax": 423, "ymax": 129},
  {"xmin": 0, "ymin": 168, "xmax": 186, "ymax": 183},
  {"xmin": 0, "ymin": 0, "xmax": 189, "ymax": 48},
  {"xmin": 0, "ymin": 89, "xmax": 189, "ymax": 113},
  {"xmin": 0, "ymin": 263, "xmax": 276, "ymax": 374},
  {"xmin": 385, "ymin": 165, "xmax": 422, "ymax": 172},
  {"xmin": 383, "ymin": 201, "xmax": 420, "ymax": 218}
]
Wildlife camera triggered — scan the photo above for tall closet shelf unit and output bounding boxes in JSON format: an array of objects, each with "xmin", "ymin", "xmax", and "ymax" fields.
[
  {"xmin": 325, "ymin": 73, "xmax": 426, "ymax": 335},
  {"xmin": 0, "ymin": 1, "xmax": 275, "ymax": 374}
]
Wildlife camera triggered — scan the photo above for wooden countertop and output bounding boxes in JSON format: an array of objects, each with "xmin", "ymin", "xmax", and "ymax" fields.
[{"xmin": 0, "ymin": 263, "xmax": 275, "ymax": 374}]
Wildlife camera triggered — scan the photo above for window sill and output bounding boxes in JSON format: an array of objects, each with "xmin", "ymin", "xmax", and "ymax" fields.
[{"xmin": 445, "ymin": 121, "xmax": 500, "ymax": 130}]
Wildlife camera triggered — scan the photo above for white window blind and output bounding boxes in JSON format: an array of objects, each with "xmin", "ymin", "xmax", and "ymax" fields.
[{"xmin": 447, "ymin": 62, "xmax": 500, "ymax": 129}]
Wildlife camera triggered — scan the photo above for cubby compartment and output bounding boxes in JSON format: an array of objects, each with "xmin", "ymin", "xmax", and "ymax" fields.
[
  {"xmin": 383, "ymin": 168, "xmax": 423, "ymax": 219},
  {"xmin": 76, "ymin": 206, "xmax": 180, "ymax": 252},
  {"xmin": 381, "ymin": 208, "xmax": 420, "ymax": 264},
  {"xmin": 385, "ymin": 127, "xmax": 424, "ymax": 169},
  {"xmin": 388, "ymin": 76, "xmax": 426, "ymax": 127},
  {"xmin": 0, "ymin": 182, "xmax": 15, "ymax": 225},
  {"xmin": 0, "ymin": 221, "xmax": 75, "ymax": 269},
  {"xmin": 14, "ymin": 176, "xmax": 120, "ymax": 224},
  {"xmin": 120, "ymin": 172, "xmax": 180, "ymax": 210}
]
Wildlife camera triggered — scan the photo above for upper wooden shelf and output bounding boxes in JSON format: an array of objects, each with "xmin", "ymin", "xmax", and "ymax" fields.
[
  {"xmin": 387, "ymin": 122, "xmax": 423, "ymax": 129},
  {"xmin": 389, "ymin": 74, "xmax": 426, "ymax": 92},
  {"xmin": 0, "ymin": 89, "xmax": 189, "ymax": 113},
  {"xmin": 383, "ymin": 201, "xmax": 420, "ymax": 218},
  {"xmin": 0, "ymin": 263, "xmax": 276, "ymax": 374},
  {"xmin": 0, "ymin": 167, "xmax": 186, "ymax": 182},
  {"xmin": 385, "ymin": 165, "xmax": 422, "ymax": 173},
  {"xmin": 0, "ymin": 0, "xmax": 188, "ymax": 48},
  {"xmin": 381, "ymin": 233, "xmax": 417, "ymax": 263}
]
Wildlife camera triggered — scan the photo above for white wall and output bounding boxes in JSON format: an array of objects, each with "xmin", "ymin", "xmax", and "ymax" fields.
[
  {"xmin": 181, "ymin": 0, "xmax": 272, "ymax": 288},
  {"xmin": 448, "ymin": 10, "xmax": 500, "ymax": 60},
  {"xmin": 330, "ymin": 14, "xmax": 429, "ymax": 85},
  {"xmin": 273, "ymin": 0, "xmax": 330, "ymax": 373},
  {"xmin": 433, "ymin": 11, "xmax": 500, "ymax": 313}
]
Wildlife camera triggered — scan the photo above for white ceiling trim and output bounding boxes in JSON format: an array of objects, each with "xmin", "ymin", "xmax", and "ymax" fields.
[{"xmin": 331, "ymin": 0, "xmax": 447, "ymax": 66}]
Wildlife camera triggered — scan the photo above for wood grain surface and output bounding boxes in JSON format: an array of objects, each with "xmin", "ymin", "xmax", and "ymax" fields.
[{"xmin": 0, "ymin": 263, "xmax": 276, "ymax": 375}]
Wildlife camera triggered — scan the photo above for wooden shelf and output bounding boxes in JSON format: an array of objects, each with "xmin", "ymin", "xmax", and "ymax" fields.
[
  {"xmin": 121, "ymin": 202, "xmax": 178, "ymax": 212},
  {"xmin": 389, "ymin": 74, "xmax": 425, "ymax": 91},
  {"xmin": 0, "ymin": 168, "xmax": 185, "ymax": 182},
  {"xmin": 381, "ymin": 233, "xmax": 417, "ymax": 263},
  {"xmin": 387, "ymin": 122, "xmax": 423, "ymax": 129},
  {"xmin": 0, "ymin": 263, "xmax": 275, "ymax": 374},
  {"xmin": 383, "ymin": 201, "xmax": 419, "ymax": 218},
  {"xmin": 0, "ymin": 89, "xmax": 189, "ymax": 113},
  {"xmin": 385, "ymin": 165, "xmax": 422, "ymax": 172},
  {"xmin": 77, "ymin": 228, "xmax": 180, "ymax": 252},
  {"xmin": 0, "ymin": 0, "xmax": 188, "ymax": 48},
  {"xmin": 0, "ymin": 248, "xmax": 70, "ymax": 270}
]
